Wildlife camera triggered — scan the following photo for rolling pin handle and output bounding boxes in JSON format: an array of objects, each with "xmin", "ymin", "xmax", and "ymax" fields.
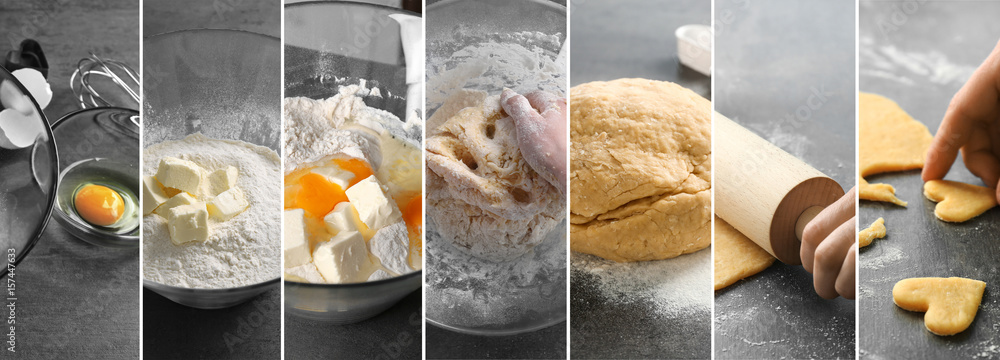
[{"xmin": 794, "ymin": 205, "xmax": 825, "ymax": 241}]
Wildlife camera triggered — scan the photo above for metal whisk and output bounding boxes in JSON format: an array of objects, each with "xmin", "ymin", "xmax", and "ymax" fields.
[{"xmin": 70, "ymin": 53, "xmax": 139, "ymax": 110}]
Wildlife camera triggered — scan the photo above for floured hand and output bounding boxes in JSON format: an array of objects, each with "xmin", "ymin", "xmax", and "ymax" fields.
[{"xmin": 500, "ymin": 89, "xmax": 567, "ymax": 192}]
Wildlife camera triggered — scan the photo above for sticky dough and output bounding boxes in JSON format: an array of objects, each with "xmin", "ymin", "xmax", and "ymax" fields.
[
  {"xmin": 923, "ymin": 180, "xmax": 998, "ymax": 222},
  {"xmin": 859, "ymin": 93, "xmax": 933, "ymax": 206},
  {"xmin": 569, "ymin": 79, "xmax": 711, "ymax": 262},
  {"xmin": 714, "ymin": 216, "xmax": 774, "ymax": 290},
  {"xmin": 858, "ymin": 217, "xmax": 886, "ymax": 248},
  {"xmin": 425, "ymin": 94, "xmax": 564, "ymax": 262},
  {"xmin": 893, "ymin": 277, "xmax": 986, "ymax": 336}
]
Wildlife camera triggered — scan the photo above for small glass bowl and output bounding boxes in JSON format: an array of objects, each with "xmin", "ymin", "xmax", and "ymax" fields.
[{"xmin": 50, "ymin": 107, "xmax": 140, "ymax": 248}]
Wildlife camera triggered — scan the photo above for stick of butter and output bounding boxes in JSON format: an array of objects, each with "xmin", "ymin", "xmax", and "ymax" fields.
[
  {"xmin": 284, "ymin": 209, "xmax": 311, "ymax": 268},
  {"xmin": 345, "ymin": 175, "xmax": 402, "ymax": 231},
  {"xmin": 207, "ymin": 187, "xmax": 249, "ymax": 221},
  {"xmin": 142, "ymin": 175, "xmax": 170, "ymax": 215},
  {"xmin": 313, "ymin": 231, "xmax": 371, "ymax": 283},
  {"xmin": 155, "ymin": 157, "xmax": 205, "ymax": 195},
  {"xmin": 166, "ymin": 203, "xmax": 210, "ymax": 245},
  {"xmin": 154, "ymin": 192, "xmax": 198, "ymax": 217}
]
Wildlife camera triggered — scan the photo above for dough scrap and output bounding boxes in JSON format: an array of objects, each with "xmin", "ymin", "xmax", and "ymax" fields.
[
  {"xmin": 426, "ymin": 94, "xmax": 564, "ymax": 262},
  {"xmin": 858, "ymin": 217, "xmax": 886, "ymax": 248},
  {"xmin": 714, "ymin": 216, "xmax": 774, "ymax": 290},
  {"xmin": 923, "ymin": 180, "xmax": 998, "ymax": 222},
  {"xmin": 892, "ymin": 277, "xmax": 986, "ymax": 336},
  {"xmin": 570, "ymin": 78, "xmax": 711, "ymax": 262},
  {"xmin": 859, "ymin": 93, "xmax": 933, "ymax": 207}
]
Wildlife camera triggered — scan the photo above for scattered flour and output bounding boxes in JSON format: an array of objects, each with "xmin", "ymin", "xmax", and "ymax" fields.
[
  {"xmin": 860, "ymin": 36, "xmax": 976, "ymax": 87},
  {"xmin": 143, "ymin": 133, "xmax": 281, "ymax": 289},
  {"xmin": 571, "ymin": 248, "xmax": 712, "ymax": 316},
  {"xmin": 861, "ymin": 246, "xmax": 906, "ymax": 270}
]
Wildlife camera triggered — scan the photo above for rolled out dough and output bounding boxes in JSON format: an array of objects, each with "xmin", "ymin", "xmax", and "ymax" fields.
[
  {"xmin": 923, "ymin": 180, "xmax": 998, "ymax": 222},
  {"xmin": 858, "ymin": 217, "xmax": 886, "ymax": 248},
  {"xmin": 859, "ymin": 92, "xmax": 933, "ymax": 206},
  {"xmin": 714, "ymin": 216, "xmax": 775, "ymax": 290},
  {"xmin": 892, "ymin": 277, "xmax": 986, "ymax": 336},
  {"xmin": 570, "ymin": 79, "xmax": 711, "ymax": 262}
]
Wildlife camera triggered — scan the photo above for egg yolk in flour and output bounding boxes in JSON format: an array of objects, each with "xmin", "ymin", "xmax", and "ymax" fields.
[
  {"xmin": 286, "ymin": 158, "xmax": 374, "ymax": 218},
  {"xmin": 74, "ymin": 184, "xmax": 124, "ymax": 227}
]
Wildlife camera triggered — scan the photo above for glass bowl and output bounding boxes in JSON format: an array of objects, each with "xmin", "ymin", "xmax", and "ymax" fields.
[
  {"xmin": 424, "ymin": 0, "xmax": 567, "ymax": 335},
  {"xmin": 142, "ymin": 29, "xmax": 281, "ymax": 308},
  {"xmin": 51, "ymin": 107, "xmax": 140, "ymax": 248},
  {"xmin": 283, "ymin": 1, "xmax": 422, "ymax": 323},
  {"xmin": 0, "ymin": 66, "xmax": 58, "ymax": 277}
]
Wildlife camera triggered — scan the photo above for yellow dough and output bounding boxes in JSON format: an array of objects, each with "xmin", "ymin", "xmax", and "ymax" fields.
[
  {"xmin": 892, "ymin": 277, "xmax": 986, "ymax": 336},
  {"xmin": 859, "ymin": 93, "xmax": 933, "ymax": 207},
  {"xmin": 923, "ymin": 180, "xmax": 998, "ymax": 222},
  {"xmin": 858, "ymin": 217, "xmax": 886, "ymax": 248},
  {"xmin": 714, "ymin": 216, "xmax": 774, "ymax": 290},
  {"xmin": 570, "ymin": 79, "xmax": 711, "ymax": 262}
]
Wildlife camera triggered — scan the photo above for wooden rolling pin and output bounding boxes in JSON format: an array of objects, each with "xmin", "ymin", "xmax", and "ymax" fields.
[{"xmin": 715, "ymin": 113, "xmax": 845, "ymax": 265}]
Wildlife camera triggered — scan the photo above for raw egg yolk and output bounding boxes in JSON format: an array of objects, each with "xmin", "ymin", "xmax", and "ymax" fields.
[
  {"xmin": 74, "ymin": 184, "xmax": 124, "ymax": 227},
  {"xmin": 295, "ymin": 173, "xmax": 347, "ymax": 217},
  {"xmin": 333, "ymin": 158, "xmax": 373, "ymax": 186},
  {"xmin": 402, "ymin": 195, "xmax": 422, "ymax": 232}
]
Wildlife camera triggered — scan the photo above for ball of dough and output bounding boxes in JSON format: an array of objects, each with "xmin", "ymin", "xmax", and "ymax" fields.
[
  {"xmin": 426, "ymin": 95, "xmax": 565, "ymax": 262},
  {"xmin": 570, "ymin": 78, "xmax": 711, "ymax": 262}
]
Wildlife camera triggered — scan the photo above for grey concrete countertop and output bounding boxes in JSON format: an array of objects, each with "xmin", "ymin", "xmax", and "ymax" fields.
[
  {"xmin": 141, "ymin": 1, "xmax": 281, "ymax": 359},
  {"xmin": 714, "ymin": 0, "xmax": 856, "ymax": 359},
  {"xmin": 569, "ymin": 1, "xmax": 711, "ymax": 359},
  {"xmin": 284, "ymin": 291, "xmax": 422, "ymax": 360},
  {"xmin": 859, "ymin": 2, "xmax": 1000, "ymax": 359},
  {"xmin": 0, "ymin": 0, "xmax": 139, "ymax": 358}
]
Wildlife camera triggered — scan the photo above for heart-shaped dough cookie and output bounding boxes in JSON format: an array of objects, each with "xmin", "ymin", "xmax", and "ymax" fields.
[
  {"xmin": 892, "ymin": 277, "xmax": 986, "ymax": 336},
  {"xmin": 923, "ymin": 180, "xmax": 997, "ymax": 222}
]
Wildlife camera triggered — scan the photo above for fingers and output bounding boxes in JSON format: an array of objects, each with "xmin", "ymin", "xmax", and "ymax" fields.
[
  {"xmin": 812, "ymin": 217, "xmax": 857, "ymax": 299},
  {"xmin": 524, "ymin": 90, "xmax": 563, "ymax": 113},
  {"xmin": 924, "ymin": 39, "xmax": 1000, "ymax": 181},
  {"xmin": 961, "ymin": 129, "xmax": 1000, "ymax": 187},
  {"xmin": 836, "ymin": 244, "xmax": 857, "ymax": 300},
  {"xmin": 500, "ymin": 89, "xmax": 568, "ymax": 191},
  {"xmin": 801, "ymin": 186, "xmax": 857, "ymax": 273}
]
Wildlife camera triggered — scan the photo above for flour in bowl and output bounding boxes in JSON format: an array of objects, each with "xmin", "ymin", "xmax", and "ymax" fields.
[{"xmin": 143, "ymin": 133, "xmax": 281, "ymax": 289}]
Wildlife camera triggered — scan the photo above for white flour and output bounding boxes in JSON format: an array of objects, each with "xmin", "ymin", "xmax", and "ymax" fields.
[
  {"xmin": 571, "ymin": 248, "xmax": 712, "ymax": 316},
  {"xmin": 142, "ymin": 133, "xmax": 281, "ymax": 289},
  {"xmin": 860, "ymin": 36, "xmax": 976, "ymax": 87},
  {"xmin": 427, "ymin": 31, "xmax": 566, "ymax": 111}
]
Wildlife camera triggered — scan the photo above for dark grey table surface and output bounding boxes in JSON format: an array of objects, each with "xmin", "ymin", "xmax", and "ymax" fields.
[
  {"xmin": 714, "ymin": 0, "xmax": 857, "ymax": 359},
  {"xmin": 141, "ymin": 1, "xmax": 281, "ymax": 359},
  {"xmin": 858, "ymin": 2, "xmax": 1000, "ymax": 359},
  {"xmin": 0, "ymin": 0, "xmax": 139, "ymax": 358},
  {"xmin": 569, "ymin": 1, "xmax": 711, "ymax": 359}
]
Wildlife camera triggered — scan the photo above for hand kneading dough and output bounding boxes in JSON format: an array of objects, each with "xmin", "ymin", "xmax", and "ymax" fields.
[
  {"xmin": 714, "ymin": 216, "xmax": 774, "ymax": 290},
  {"xmin": 426, "ymin": 94, "xmax": 565, "ymax": 262},
  {"xmin": 570, "ymin": 79, "xmax": 711, "ymax": 262},
  {"xmin": 923, "ymin": 180, "xmax": 998, "ymax": 222},
  {"xmin": 893, "ymin": 277, "xmax": 986, "ymax": 336},
  {"xmin": 858, "ymin": 217, "xmax": 886, "ymax": 248},
  {"xmin": 859, "ymin": 93, "xmax": 933, "ymax": 206}
]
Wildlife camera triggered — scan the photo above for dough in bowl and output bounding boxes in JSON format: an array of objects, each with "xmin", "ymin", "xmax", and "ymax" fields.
[
  {"xmin": 570, "ymin": 78, "xmax": 711, "ymax": 262},
  {"xmin": 426, "ymin": 94, "xmax": 565, "ymax": 262}
]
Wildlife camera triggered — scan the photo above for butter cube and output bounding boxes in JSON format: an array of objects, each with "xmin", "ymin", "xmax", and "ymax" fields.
[
  {"xmin": 207, "ymin": 187, "xmax": 249, "ymax": 221},
  {"xmin": 310, "ymin": 166, "xmax": 354, "ymax": 190},
  {"xmin": 284, "ymin": 209, "xmax": 311, "ymax": 268},
  {"xmin": 205, "ymin": 166, "xmax": 239, "ymax": 197},
  {"xmin": 313, "ymin": 231, "xmax": 371, "ymax": 283},
  {"xmin": 155, "ymin": 157, "xmax": 204, "ymax": 195},
  {"xmin": 345, "ymin": 175, "xmax": 402, "ymax": 231},
  {"xmin": 142, "ymin": 175, "xmax": 170, "ymax": 215},
  {"xmin": 166, "ymin": 203, "xmax": 210, "ymax": 245},
  {"xmin": 154, "ymin": 192, "xmax": 198, "ymax": 217},
  {"xmin": 323, "ymin": 202, "xmax": 359, "ymax": 234}
]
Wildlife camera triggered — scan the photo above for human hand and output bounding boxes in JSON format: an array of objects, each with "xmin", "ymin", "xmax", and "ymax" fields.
[
  {"xmin": 500, "ymin": 89, "xmax": 567, "ymax": 192},
  {"xmin": 801, "ymin": 186, "xmax": 857, "ymax": 300},
  {"xmin": 923, "ymin": 39, "xmax": 1000, "ymax": 202}
]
